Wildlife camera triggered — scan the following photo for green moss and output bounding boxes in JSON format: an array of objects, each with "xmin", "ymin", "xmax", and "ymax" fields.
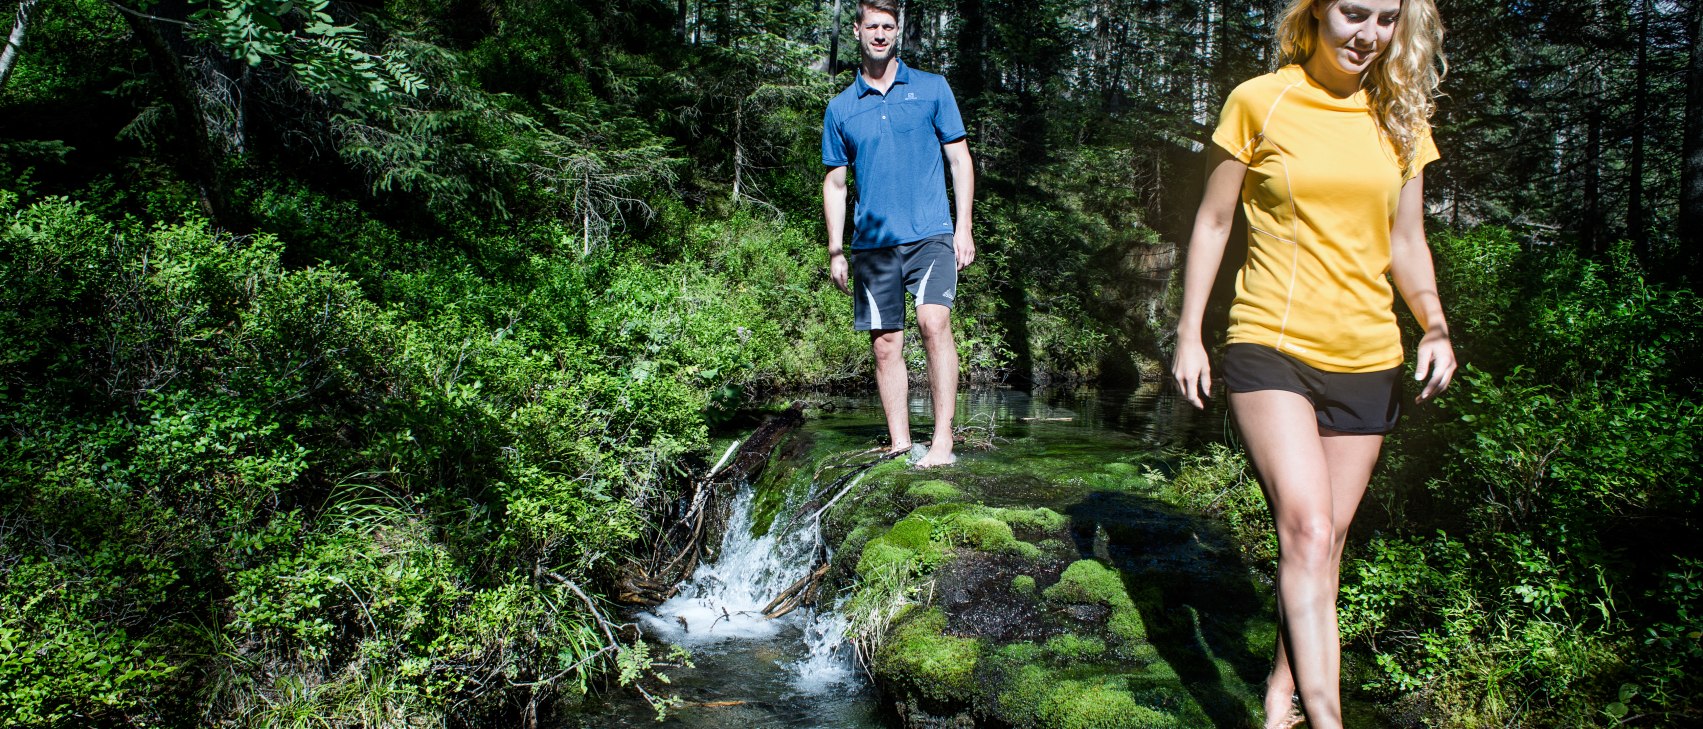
[
  {"xmin": 1044, "ymin": 560, "xmax": 1136, "ymax": 610},
  {"xmin": 999, "ymin": 506, "xmax": 1069, "ymax": 534},
  {"xmin": 956, "ymin": 515, "xmax": 1016, "ymax": 549},
  {"xmin": 999, "ymin": 667, "xmax": 1177, "ymax": 729},
  {"xmin": 1045, "ymin": 633, "xmax": 1106, "ymax": 660},
  {"xmin": 856, "ymin": 540, "xmax": 915, "ymax": 578},
  {"xmin": 839, "ymin": 523, "xmax": 878, "ymax": 560},
  {"xmin": 747, "ymin": 448, "xmax": 801, "ymax": 538},
  {"xmin": 995, "ymin": 641, "xmax": 1043, "ymax": 663},
  {"xmin": 883, "ymin": 515, "xmax": 935, "ymax": 552},
  {"xmin": 995, "ymin": 664, "xmax": 1052, "ymax": 724},
  {"xmin": 1103, "ymin": 462, "xmax": 1141, "ymax": 476},
  {"xmin": 906, "ymin": 479, "xmax": 962, "ymax": 501},
  {"xmin": 1040, "ymin": 680, "xmax": 1177, "ymax": 728},
  {"xmin": 876, "ymin": 608, "xmax": 982, "ymax": 703},
  {"xmin": 1122, "ymin": 641, "xmax": 1162, "ymax": 663},
  {"xmin": 1011, "ymin": 574, "xmax": 1037, "ymax": 596},
  {"xmin": 1108, "ymin": 607, "xmax": 1148, "ymax": 644}
]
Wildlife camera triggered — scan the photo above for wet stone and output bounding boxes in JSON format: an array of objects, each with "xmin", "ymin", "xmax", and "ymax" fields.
[
  {"xmin": 934, "ymin": 551, "xmax": 1065, "ymax": 643},
  {"xmin": 1063, "ymin": 602, "xmax": 1111, "ymax": 624}
]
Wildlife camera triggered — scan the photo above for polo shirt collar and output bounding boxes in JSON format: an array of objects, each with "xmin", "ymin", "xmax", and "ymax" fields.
[{"xmin": 854, "ymin": 58, "xmax": 913, "ymax": 98}]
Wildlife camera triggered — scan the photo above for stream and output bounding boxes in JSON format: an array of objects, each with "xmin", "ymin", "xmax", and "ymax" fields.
[{"xmin": 572, "ymin": 387, "xmax": 1389, "ymax": 728}]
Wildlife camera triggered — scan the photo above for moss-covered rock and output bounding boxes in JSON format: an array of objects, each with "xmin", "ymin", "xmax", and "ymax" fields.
[
  {"xmin": 883, "ymin": 514, "xmax": 937, "ymax": 552},
  {"xmin": 1044, "ymin": 559, "xmax": 1136, "ymax": 610},
  {"xmin": 1038, "ymin": 679, "xmax": 1178, "ymax": 729},
  {"xmin": 1012, "ymin": 574, "xmax": 1037, "ymax": 596},
  {"xmin": 825, "ymin": 438, "xmax": 1271, "ymax": 728},
  {"xmin": 997, "ymin": 666, "xmax": 1180, "ymax": 729},
  {"xmin": 1044, "ymin": 633, "xmax": 1106, "ymax": 660},
  {"xmin": 1108, "ymin": 607, "xmax": 1148, "ymax": 644},
  {"xmin": 1001, "ymin": 506, "xmax": 1070, "ymax": 534},
  {"xmin": 1102, "ymin": 462, "xmax": 1142, "ymax": 477},
  {"xmin": 907, "ymin": 479, "xmax": 963, "ymax": 501},
  {"xmin": 877, "ymin": 608, "xmax": 983, "ymax": 704}
]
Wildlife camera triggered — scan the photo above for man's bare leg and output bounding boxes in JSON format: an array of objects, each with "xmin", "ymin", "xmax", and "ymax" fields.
[
  {"xmin": 872, "ymin": 329, "xmax": 911, "ymax": 454},
  {"xmin": 914, "ymin": 304, "xmax": 958, "ymax": 467}
]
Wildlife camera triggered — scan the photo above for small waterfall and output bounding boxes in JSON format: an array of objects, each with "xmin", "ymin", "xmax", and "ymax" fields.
[
  {"xmin": 638, "ymin": 475, "xmax": 861, "ymax": 691},
  {"xmin": 788, "ymin": 596, "xmax": 858, "ymax": 691}
]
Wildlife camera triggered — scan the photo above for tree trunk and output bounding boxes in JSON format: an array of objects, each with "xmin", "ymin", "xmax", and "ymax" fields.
[
  {"xmin": 828, "ymin": 0, "xmax": 841, "ymax": 74},
  {"xmin": 952, "ymin": 0, "xmax": 987, "ymax": 111},
  {"xmin": 1629, "ymin": 0, "xmax": 1650, "ymax": 254},
  {"xmin": 1681, "ymin": 0, "xmax": 1703, "ymax": 264},
  {"xmin": 117, "ymin": 5, "xmax": 235, "ymax": 228},
  {"xmin": 715, "ymin": 0, "xmax": 729, "ymax": 46},
  {"xmin": 1582, "ymin": 72, "xmax": 1603, "ymax": 253},
  {"xmin": 0, "ymin": 0, "xmax": 43, "ymax": 92}
]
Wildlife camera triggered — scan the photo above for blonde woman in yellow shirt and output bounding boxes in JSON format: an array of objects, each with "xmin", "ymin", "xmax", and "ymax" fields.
[{"xmin": 1172, "ymin": 1, "xmax": 1456, "ymax": 727}]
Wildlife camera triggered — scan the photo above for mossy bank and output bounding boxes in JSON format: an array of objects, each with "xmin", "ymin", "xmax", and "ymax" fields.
[{"xmin": 808, "ymin": 417, "xmax": 1282, "ymax": 729}]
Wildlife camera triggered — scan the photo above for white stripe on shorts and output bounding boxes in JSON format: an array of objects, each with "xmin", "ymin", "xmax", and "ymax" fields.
[{"xmin": 865, "ymin": 284, "xmax": 883, "ymax": 330}]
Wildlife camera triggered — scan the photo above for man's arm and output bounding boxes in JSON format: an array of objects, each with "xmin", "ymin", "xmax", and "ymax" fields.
[
  {"xmin": 943, "ymin": 140, "xmax": 975, "ymax": 270},
  {"xmin": 823, "ymin": 165, "xmax": 851, "ymax": 294}
]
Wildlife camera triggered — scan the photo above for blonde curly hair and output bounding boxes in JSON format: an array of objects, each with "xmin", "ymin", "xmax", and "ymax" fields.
[{"xmin": 1275, "ymin": 0, "xmax": 1446, "ymax": 172}]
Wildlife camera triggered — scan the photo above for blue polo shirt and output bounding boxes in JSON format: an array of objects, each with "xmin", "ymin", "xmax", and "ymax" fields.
[{"xmin": 822, "ymin": 59, "xmax": 967, "ymax": 251}]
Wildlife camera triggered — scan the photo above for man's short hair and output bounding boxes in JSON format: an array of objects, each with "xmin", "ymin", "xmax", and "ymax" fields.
[{"xmin": 857, "ymin": 0, "xmax": 900, "ymax": 22}]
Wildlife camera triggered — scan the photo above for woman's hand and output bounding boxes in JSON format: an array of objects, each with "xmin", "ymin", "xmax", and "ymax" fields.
[
  {"xmin": 1173, "ymin": 338, "xmax": 1213, "ymax": 409},
  {"xmin": 1171, "ymin": 148, "xmax": 1245, "ymax": 411},
  {"xmin": 1413, "ymin": 328, "xmax": 1456, "ymax": 403}
]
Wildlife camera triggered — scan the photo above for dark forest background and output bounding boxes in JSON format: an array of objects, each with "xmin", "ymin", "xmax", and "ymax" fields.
[{"xmin": 0, "ymin": 0, "xmax": 1698, "ymax": 726}]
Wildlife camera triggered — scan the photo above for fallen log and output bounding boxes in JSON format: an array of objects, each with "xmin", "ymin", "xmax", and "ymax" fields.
[
  {"xmin": 761, "ymin": 562, "xmax": 829, "ymax": 619},
  {"xmin": 620, "ymin": 403, "xmax": 807, "ymax": 605},
  {"xmin": 709, "ymin": 402, "xmax": 805, "ymax": 486}
]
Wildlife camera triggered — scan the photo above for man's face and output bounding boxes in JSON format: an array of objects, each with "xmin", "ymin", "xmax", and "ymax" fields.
[{"xmin": 854, "ymin": 8, "xmax": 898, "ymax": 63}]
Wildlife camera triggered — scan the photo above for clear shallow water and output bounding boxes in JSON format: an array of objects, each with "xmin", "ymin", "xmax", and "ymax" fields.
[{"xmin": 570, "ymin": 387, "xmax": 1389, "ymax": 728}]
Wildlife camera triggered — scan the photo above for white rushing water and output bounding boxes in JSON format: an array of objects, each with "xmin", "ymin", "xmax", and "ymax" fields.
[{"xmin": 637, "ymin": 482, "xmax": 860, "ymax": 691}]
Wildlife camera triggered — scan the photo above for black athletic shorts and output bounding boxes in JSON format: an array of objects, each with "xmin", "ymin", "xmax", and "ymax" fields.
[
  {"xmin": 1220, "ymin": 343, "xmax": 1403, "ymax": 434},
  {"xmin": 852, "ymin": 234, "xmax": 957, "ymax": 331}
]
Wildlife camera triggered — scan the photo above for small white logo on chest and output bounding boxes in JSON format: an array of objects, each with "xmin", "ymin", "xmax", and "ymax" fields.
[{"xmin": 905, "ymin": 92, "xmax": 917, "ymax": 100}]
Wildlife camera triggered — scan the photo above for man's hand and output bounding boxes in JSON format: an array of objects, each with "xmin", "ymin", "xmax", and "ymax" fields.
[
  {"xmin": 829, "ymin": 251, "xmax": 851, "ymax": 295},
  {"xmin": 954, "ymin": 230, "xmax": 975, "ymax": 271}
]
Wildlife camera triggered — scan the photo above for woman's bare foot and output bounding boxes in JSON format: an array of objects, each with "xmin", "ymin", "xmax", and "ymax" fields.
[{"xmin": 1264, "ymin": 687, "xmax": 1303, "ymax": 729}]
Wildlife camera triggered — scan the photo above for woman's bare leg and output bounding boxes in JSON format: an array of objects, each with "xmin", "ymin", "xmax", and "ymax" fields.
[{"xmin": 1232, "ymin": 391, "xmax": 1383, "ymax": 729}]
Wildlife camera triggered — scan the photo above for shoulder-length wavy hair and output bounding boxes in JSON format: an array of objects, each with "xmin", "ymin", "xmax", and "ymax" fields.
[{"xmin": 1274, "ymin": 0, "xmax": 1446, "ymax": 171}]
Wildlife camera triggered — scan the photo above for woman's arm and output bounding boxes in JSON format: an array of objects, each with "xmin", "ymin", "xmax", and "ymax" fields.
[
  {"xmin": 1389, "ymin": 170, "xmax": 1457, "ymax": 402},
  {"xmin": 1173, "ymin": 145, "xmax": 1249, "ymax": 409}
]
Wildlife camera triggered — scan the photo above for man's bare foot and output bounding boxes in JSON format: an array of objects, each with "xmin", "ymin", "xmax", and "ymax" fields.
[{"xmin": 913, "ymin": 443, "xmax": 956, "ymax": 468}]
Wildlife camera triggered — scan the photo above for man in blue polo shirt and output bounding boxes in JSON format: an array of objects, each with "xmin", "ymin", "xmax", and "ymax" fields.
[{"xmin": 822, "ymin": 0, "xmax": 975, "ymax": 468}]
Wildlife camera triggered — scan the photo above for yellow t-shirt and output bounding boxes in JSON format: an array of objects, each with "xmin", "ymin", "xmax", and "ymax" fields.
[{"xmin": 1211, "ymin": 65, "xmax": 1440, "ymax": 373}]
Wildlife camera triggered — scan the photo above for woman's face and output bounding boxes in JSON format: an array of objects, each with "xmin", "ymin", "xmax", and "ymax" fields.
[{"xmin": 1311, "ymin": 0, "xmax": 1402, "ymax": 79}]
